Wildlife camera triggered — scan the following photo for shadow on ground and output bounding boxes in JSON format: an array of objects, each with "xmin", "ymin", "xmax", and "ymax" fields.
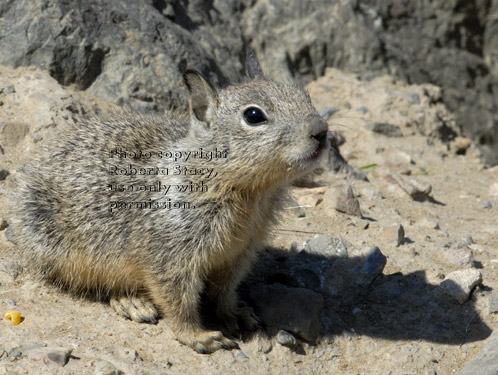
[{"xmin": 237, "ymin": 246, "xmax": 492, "ymax": 346}]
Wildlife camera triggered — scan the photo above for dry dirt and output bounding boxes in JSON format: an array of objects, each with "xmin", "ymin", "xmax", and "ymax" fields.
[{"xmin": 0, "ymin": 66, "xmax": 497, "ymax": 375}]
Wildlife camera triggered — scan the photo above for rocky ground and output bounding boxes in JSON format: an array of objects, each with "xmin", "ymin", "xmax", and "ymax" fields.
[{"xmin": 0, "ymin": 65, "xmax": 497, "ymax": 375}]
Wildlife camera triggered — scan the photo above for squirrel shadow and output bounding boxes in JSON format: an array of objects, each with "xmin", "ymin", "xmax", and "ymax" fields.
[{"xmin": 235, "ymin": 246, "xmax": 492, "ymax": 347}]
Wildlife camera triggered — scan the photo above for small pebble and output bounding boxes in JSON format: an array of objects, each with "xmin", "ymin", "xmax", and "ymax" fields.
[
  {"xmin": 94, "ymin": 359, "xmax": 123, "ymax": 375},
  {"xmin": 276, "ymin": 330, "xmax": 298, "ymax": 349},
  {"xmin": 0, "ymin": 218, "xmax": 8, "ymax": 231},
  {"xmin": 420, "ymin": 218, "xmax": 440, "ymax": 230},
  {"xmin": 323, "ymin": 185, "xmax": 362, "ymax": 217},
  {"xmin": 386, "ymin": 173, "xmax": 431, "ymax": 201},
  {"xmin": 1, "ymin": 85, "xmax": 15, "ymax": 95},
  {"xmin": 488, "ymin": 182, "xmax": 498, "ymax": 198},
  {"xmin": 366, "ymin": 122, "xmax": 403, "ymax": 137},
  {"xmin": 479, "ymin": 200, "xmax": 493, "ymax": 209},
  {"xmin": 453, "ymin": 136, "xmax": 471, "ymax": 154},
  {"xmin": 488, "ymin": 296, "xmax": 498, "ymax": 314},
  {"xmin": 28, "ymin": 347, "xmax": 72, "ymax": 367},
  {"xmin": 235, "ymin": 350, "xmax": 248, "ymax": 359},
  {"xmin": 0, "ymin": 167, "xmax": 9, "ymax": 181},
  {"xmin": 382, "ymin": 224, "xmax": 405, "ymax": 246}
]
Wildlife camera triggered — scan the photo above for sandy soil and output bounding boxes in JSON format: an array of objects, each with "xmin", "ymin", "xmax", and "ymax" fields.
[{"xmin": 0, "ymin": 66, "xmax": 496, "ymax": 375}]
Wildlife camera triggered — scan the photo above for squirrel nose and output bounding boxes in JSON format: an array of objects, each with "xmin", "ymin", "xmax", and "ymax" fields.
[{"xmin": 309, "ymin": 116, "xmax": 329, "ymax": 149}]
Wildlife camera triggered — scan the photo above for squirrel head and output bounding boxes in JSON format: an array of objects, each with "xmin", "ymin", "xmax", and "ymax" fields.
[{"xmin": 183, "ymin": 49, "xmax": 329, "ymax": 191}]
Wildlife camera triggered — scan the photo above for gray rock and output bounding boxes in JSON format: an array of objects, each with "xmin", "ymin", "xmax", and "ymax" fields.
[
  {"xmin": 419, "ymin": 218, "xmax": 440, "ymax": 230},
  {"xmin": 250, "ymin": 283, "xmax": 324, "ymax": 342},
  {"xmin": 323, "ymin": 185, "xmax": 362, "ymax": 217},
  {"xmin": 3, "ymin": 226, "xmax": 16, "ymax": 244},
  {"xmin": 434, "ymin": 269, "xmax": 482, "ymax": 304},
  {"xmin": 94, "ymin": 359, "xmax": 123, "ymax": 375},
  {"xmin": 444, "ymin": 243, "xmax": 474, "ymax": 267},
  {"xmin": 386, "ymin": 172, "xmax": 432, "ymax": 201},
  {"xmin": 0, "ymin": 260, "xmax": 23, "ymax": 281},
  {"xmin": 0, "ymin": 0, "xmax": 245, "ymax": 112},
  {"xmin": 28, "ymin": 346, "xmax": 72, "ymax": 367},
  {"xmin": 235, "ymin": 350, "xmax": 248, "ymax": 359},
  {"xmin": 366, "ymin": 122, "xmax": 403, "ymax": 137},
  {"xmin": 479, "ymin": 200, "xmax": 493, "ymax": 209},
  {"xmin": 0, "ymin": 85, "xmax": 15, "ymax": 95},
  {"xmin": 276, "ymin": 330, "xmax": 298, "ymax": 349},
  {"xmin": 488, "ymin": 296, "xmax": 498, "ymax": 314},
  {"xmin": 354, "ymin": 247, "xmax": 387, "ymax": 287},
  {"xmin": 304, "ymin": 234, "xmax": 348, "ymax": 258},
  {"xmin": 368, "ymin": 274, "xmax": 417, "ymax": 303},
  {"xmin": 457, "ymin": 329, "xmax": 498, "ymax": 375}
]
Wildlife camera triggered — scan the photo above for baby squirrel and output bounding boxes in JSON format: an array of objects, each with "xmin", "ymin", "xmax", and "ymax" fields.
[{"xmin": 11, "ymin": 50, "xmax": 329, "ymax": 353}]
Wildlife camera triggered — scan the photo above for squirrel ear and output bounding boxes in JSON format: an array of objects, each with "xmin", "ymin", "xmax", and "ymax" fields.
[
  {"xmin": 183, "ymin": 70, "xmax": 217, "ymax": 125},
  {"xmin": 245, "ymin": 47, "xmax": 264, "ymax": 80}
]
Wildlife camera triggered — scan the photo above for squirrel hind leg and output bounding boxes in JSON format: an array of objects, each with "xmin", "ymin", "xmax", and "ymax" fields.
[{"xmin": 110, "ymin": 295, "xmax": 159, "ymax": 324}]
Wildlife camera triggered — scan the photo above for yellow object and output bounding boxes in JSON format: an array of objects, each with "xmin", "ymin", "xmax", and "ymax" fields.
[{"xmin": 4, "ymin": 311, "xmax": 22, "ymax": 325}]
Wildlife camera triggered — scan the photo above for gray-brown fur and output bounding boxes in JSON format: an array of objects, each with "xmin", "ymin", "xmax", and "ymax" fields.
[{"xmin": 10, "ymin": 52, "xmax": 329, "ymax": 353}]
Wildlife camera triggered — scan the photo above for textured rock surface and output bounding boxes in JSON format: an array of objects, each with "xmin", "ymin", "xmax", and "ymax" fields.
[{"xmin": 457, "ymin": 328, "xmax": 498, "ymax": 375}]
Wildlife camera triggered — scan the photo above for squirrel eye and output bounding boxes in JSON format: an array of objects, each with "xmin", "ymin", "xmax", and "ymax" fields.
[{"xmin": 243, "ymin": 107, "xmax": 267, "ymax": 125}]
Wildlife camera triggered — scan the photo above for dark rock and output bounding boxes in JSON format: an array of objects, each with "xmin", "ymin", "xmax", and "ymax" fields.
[
  {"xmin": 366, "ymin": 122, "xmax": 403, "ymax": 137},
  {"xmin": 457, "ymin": 329, "xmax": 498, "ymax": 375},
  {"xmin": 0, "ymin": 166, "xmax": 9, "ymax": 181},
  {"xmin": 353, "ymin": 246, "xmax": 387, "ymax": 287},
  {"xmin": 288, "ymin": 266, "xmax": 321, "ymax": 291},
  {"xmin": 0, "ymin": 0, "xmax": 245, "ymax": 111},
  {"xmin": 368, "ymin": 274, "xmax": 417, "ymax": 303},
  {"xmin": 249, "ymin": 283, "xmax": 324, "ymax": 342},
  {"xmin": 0, "ymin": 218, "xmax": 8, "ymax": 231}
]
